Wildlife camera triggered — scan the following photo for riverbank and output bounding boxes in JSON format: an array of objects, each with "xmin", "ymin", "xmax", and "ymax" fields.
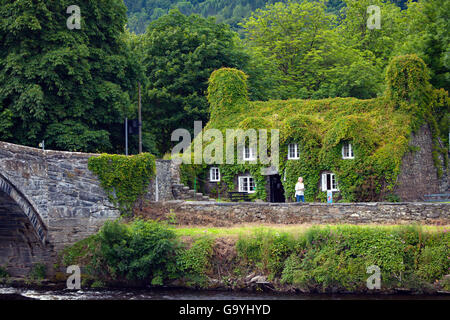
[{"xmin": 2, "ymin": 222, "xmax": 449, "ymax": 296}]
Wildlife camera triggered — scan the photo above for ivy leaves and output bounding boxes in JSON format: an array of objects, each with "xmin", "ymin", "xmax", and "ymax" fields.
[{"xmin": 88, "ymin": 153, "xmax": 156, "ymax": 215}]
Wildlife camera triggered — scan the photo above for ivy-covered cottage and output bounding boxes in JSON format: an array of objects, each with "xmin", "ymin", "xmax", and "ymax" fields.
[{"xmin": 180, "ymin": 55, "xmax": 449, "ymax": 202}]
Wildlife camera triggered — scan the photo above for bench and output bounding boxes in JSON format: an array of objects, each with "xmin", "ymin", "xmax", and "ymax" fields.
[
  {"xmin": 423, "ymin": 193, "xmax": 450, "ymax": 202},
  {"xmin": 228, "ymin": 192, "xmax": 251, "ymax": 202}
]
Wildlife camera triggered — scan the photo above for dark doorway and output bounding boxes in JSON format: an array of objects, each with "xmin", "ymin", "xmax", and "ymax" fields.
[{"xmin": 269, "ymin": 175, "xmax": 285, "ymax": 203}]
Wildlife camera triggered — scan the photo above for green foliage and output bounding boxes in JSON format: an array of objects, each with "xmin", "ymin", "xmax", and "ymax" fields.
[
  {"xmin": 90, "ymin": 280, "xmax": 106, "ymax": 289},
  {"xmin": 62, "ymin": 219, "xmax": 217, "ymax": 287},
  {"xmin": 417, "ymin": 244, "xmax": 450, "ymax": 282},
  {"xmin": 124, "ymin": 1, "xmax": 414, "ymax": 35},
  {"xmin": 386, "ymin": 54, "xmax": 431, "ymax": 107},
  {"xmin": 395, "ymin": 0, "xmax": 450, "ymax": 91},
  {"xmin": 238, "ymin": 225, "xmax": 450, "ymax": 292},
  {"xmin": 124, "ymin": 1, "xmax": 294, "ymax": 34},
  {"xmin": 0, "ymin": 266, "xmax": 9, "ymax": 279},
  {"xmin": 91, "ymin": 220, "xmax": 179, "ymax": 283},
  {"xmin": 29, "ymin": 263, "xmax": 47, "ymax": 280},
  {"xmin": 60, "ymin": 235, "xmax": 98, "ymax": 267},
  {"xmin": 62, "ymin": 223, "xmax": 449, "ymax": 292},
  {"xmin": 208, "ymin": 68, "xmax": 249, "ymax": 120},
  {"xmin": 88, "ymin": 153, "xmax": 156, "ymax": 215},
  {"xmin": 241, "ymin": 0, "xmax": 387, "ymax": 100},
  {"xmin": 0, "ymin": 0, "xmax": 137, "ymax": 153},
  {"xmin": 236, "ymin": 229, "xmax": 296, "ymax": 276},
  {"xmin": 177, "ymin": 237, "xmax": 214, "ymax": 286}
]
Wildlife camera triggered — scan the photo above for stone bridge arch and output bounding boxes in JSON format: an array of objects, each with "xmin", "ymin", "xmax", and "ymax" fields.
[{"xmin": 0, "ymin": 172, "xmax": 47, "ymax": 244}]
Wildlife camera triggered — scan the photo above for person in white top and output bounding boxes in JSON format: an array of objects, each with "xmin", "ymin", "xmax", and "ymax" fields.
[{"xmin": 295, "ymin": 177, "xmax": 305, "ymax": 202}]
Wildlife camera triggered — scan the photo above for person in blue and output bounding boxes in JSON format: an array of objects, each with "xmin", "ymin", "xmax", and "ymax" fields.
[{"xmin": 295, "ymin": 177, "xmax": 305, "ymax": 202}]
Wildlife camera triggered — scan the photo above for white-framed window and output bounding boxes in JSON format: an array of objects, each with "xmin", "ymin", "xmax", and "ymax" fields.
[
  {"xmin": 288, "ymin": 143, "xmax": 300, "ymax": 159},
  {"xmin": 321, "ymin": 173, "xmax": 339, "ymax": 192},
  {"xmin": 238, "ymin": 176, "xmax": 256, "ymax": 193},
  {"xmin": 209, "ymin": 167, "xmax": 220, "ymax": 182},
  {"xmin": 342, "ymin": 142, "xmax": 354, "ymax": 159},
  {"xmin": 243, "ymin": 146, "xmax": 257, "ymax": 161}
]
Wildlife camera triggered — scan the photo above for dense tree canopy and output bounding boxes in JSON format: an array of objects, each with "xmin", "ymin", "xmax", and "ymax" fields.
[
  {"xmin": 124, "ymin": 0, "xmax": 414, "ymax": 34},
  {"xmin": 124, "ymin": 0, "xmax": 348, "ymax": 34},
  {"xmin": 0, "ymin": 0, "xmax": 138, "ymax": 153},
  {"xmin": 241, "ymin": 1, "xmax": 383, "ymax": 99}
]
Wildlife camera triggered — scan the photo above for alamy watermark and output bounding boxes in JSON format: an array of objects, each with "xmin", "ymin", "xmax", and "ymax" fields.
[
  {"xmin": 67, "ymin": 5, "xmax": 81, "ymax": 30},
  {"xmin": 366, "ymin": 265, "xmax": 381, "ymax": 290},
  {"xmin": 367, "ymin": 5, "xmax": 381, "ymax": 30},
  {"xmin": 66, "ymin": 265, "xmax": 81, "ymax": 290}
]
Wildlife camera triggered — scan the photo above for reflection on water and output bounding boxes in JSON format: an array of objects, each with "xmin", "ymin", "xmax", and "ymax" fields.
[{"xmin": 0, "ymin": 286, "xmax": 448, "ymax": 300}]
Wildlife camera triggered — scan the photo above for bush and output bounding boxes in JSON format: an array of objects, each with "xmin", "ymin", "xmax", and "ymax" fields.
[
  {"xmin": 280, "ymin": 254, "xmax": 302, "ymax": 284},
  {"xmin": 177, "ymin": 237, "xmax": 214, "ymax": 286},
  {"xmin": 29, "ymin": 263, "xmax": 47, "ymax": 280},
  {"xmin": 240, "ymin": 225, "xmax": 450, "ymax": 292},
  {"xmin": 90, "ymin": 219, "xmax": 180, "ymax": 284},
  {"xmin": 417, "ymin": 244, "xmax": 450, "ymax": 282},
  {"xmin": 62, "ymin": 220, "xmax": 218, "ymax": 287},
  {"xmin": 0, "ymin": 266, "xmax": 9, "ymax": 279},
  {"xmin": 236, "ymin": 229, "xmax": 296, "ymax": 277}
]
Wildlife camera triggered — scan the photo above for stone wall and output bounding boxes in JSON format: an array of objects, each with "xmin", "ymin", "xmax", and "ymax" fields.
[
  {"xmin": 149, "ymin": 201, "xmax": 450, "ymax": 225},
  {"xmin": 394, "ymin": 125, "xmax": 449, "ymax": 201},
  {"xmin": 146, "ymin": 160, "xmax": 176, "ymax": 202}
]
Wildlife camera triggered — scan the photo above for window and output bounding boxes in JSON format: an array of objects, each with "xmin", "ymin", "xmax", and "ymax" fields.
[
  {"xmin": 209, "ymin": 167, "xmax": 220, "ymax": 182},
  {"xmin": 342, "ymin": 142, "xmax": 354, "ymax": 159},
  {"xmin": 238, "ymin": 176, "xmax": 256, "ymax": 193},
  {"xmin": 243, "ymin": 146, "xmax": 256, "ymax": 161},
  {"xmin": 321, "ymin": 173, "xmax": 339, "ymax": 192},
  {"xmin": 288, "ymin": 143, "xmax": 300, "ymax": 159}
]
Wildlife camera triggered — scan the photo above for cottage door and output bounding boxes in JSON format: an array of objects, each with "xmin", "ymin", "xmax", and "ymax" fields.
[{"xmin": 269, "ymin": 175, "xmax": 285, "ymax": 203}]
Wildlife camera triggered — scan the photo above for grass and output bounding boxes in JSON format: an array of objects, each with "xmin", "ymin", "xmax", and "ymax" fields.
[{"xmin": 174, "ymin": 223, "xmax": 449, "ymax": 239}]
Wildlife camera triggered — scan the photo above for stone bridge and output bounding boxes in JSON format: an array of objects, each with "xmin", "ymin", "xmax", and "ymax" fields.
[{"xmin": 0, "ymin": 141, "xmax": 175, "ymax": 277}]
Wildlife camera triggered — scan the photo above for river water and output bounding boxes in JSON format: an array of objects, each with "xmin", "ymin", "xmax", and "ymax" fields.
[{"xmin": 0, "ymin": 286, "xmax": 448, "ymax": 300}]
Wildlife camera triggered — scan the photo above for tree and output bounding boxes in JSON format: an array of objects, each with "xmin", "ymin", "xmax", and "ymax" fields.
[
  {"xmin": 140, "ymin": 10, "xmax": 248, "ymax": 155},
  {"xmin": 0, "ymin": 0, "xmax": 137, "ymax": 153},
  {"xmin": 395, "ymin": 0, "xmax": 449, "ymax": 90},
  {"xmin": 241, "ymin": 0, "xmax": 381, "ymax": 99},
  {"xmin": 338, "ymin": 0, "xmax": 406, "ymax": 71}
]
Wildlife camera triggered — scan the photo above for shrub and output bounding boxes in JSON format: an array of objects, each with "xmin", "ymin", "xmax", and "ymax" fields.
[
  {"xmin": 280, "ymin": 254, "xmax": 302, "ymax": 284},
  {"xmin": 237, "ymin": 229, "xmax": 296, "ymax": 277},
  {"xmin": 242, "ymin": 225, "xmax": 449, "ymax": 292},
  {"xmin": 417, "ymin": 244, "xmax": 450, "ymax": 282},
  {"xmin": 0, "ymin": 266, "xmax": 9, "ymax": 279},
  {"xmin": 29, "ymin": 263, "xmax": 47, "ymax": 280},
  {"xmin": 177, "ymin": 237, "xmax": 214, "ymax": 286},
  {"xmin": 90, "ymin": 219, "xmax": 180, "ymax": 284},
  {"xmin": 266, "ymin": 233, "xmax": 296, "ymax": 277}
]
